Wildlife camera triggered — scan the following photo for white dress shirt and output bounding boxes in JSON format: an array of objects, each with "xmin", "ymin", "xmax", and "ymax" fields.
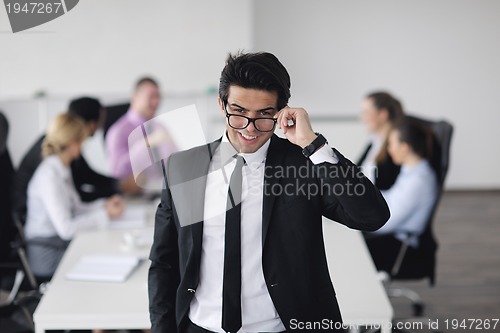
[
  {"xmin": 24, "ymin": 155, "xmax": 109, "ymax": 241},
  {"xmin": 189, "ymin": 134, "xmax": 337, "ymax": 333},
  {"xmin": 374, "ymin": 160, "xmax": 438, "ymax": 247}
]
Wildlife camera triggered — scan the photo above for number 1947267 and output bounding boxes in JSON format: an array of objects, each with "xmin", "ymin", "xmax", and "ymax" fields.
[
  {"xmin": 6, "ymin": 2, "xmax": 63, "ymax": 14},
  {"xmin": 444, "ymin": 318, "xmax": 499, "ymax": 330}
]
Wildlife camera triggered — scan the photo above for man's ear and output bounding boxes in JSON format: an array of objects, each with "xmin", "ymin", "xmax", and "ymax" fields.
[{"xmin": 218, "ymin": 97, "xmax": 225, "ymax": 114}]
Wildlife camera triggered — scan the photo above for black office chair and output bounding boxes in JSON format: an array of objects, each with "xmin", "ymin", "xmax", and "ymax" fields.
[
  {"xmin": 103, "ymin": 103, "xmax": 129, "ymax": 138},
  {"xmin": 0, "ymin": 111, "xmax": 20, "ymax": 296},
  {"xmin": 0, "ymin": 112, "xmax": 41, "ymax": 333},
  {"xmin": 0, "ymin": 112, "xmax": 16, "ymax": 268},
  {"xmin": 385, "ymin": 115, "xmax": 453, "ymax": 318},
  {"xmin": 0, "ymin": 215, "xmax": 43, "ymax": 333}
]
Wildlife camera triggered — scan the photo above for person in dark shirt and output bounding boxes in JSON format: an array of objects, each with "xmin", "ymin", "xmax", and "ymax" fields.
[{"xmin": 12, "ymin": 97, "xmax": 119, "ymax": 219}]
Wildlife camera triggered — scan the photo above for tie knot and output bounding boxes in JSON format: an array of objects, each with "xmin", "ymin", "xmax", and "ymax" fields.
[{"xmin": 235, "ymin": 155, "xmax": 245, "ymax": 166}]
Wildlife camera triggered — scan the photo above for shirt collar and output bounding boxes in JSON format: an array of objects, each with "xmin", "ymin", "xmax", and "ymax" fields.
[
  {"xmin": 220, "ymin": 132, "xmax": 270, "ymax": 169},
  {"xmin": 401, "ymin": 159, "xmax": 428, "ymax": 174},
  {"xmin": 47, "ymin": 155, "xmax": 71, "ymax": 181}
]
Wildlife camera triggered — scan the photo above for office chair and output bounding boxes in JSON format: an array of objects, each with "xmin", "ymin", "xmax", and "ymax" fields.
[
  {"xmin": 0, "ymin": 112, "xmax": 41, "ymax": 332},
  {"xmin": 103, "ymin": 103, "xmax": 129, "ymax": 138},
  {"xmin": 0, "ymin": 217, "xmax": 44, "ymax": 333},
  {"xmin": 385, "ymin": 115, "xmax": 453, "ymax": 318},
  {"xmin": 0, "ymin": 112, "xmax": 16, "ymax": 265},
  {"xmin": 0, "ymin": 111, "xmax": 19, "ymax": 294}
]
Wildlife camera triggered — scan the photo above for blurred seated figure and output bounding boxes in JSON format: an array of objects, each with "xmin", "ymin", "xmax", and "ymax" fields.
[
  {"xmin": 0, "ymin": 112, "xmax": 15, "ymax": 263},
  {"xmin": 24, "ymin": 113, "xmax": 125, "ymax": 279},
  {"xmin": 12, "ymin": 97, "xmax": 120, "ymax": 220},
  {"xmin": 358, "ymin": 91, "xmax": 405, "ymax": 190},
  {"xmin": 105, "ymin": 77, "xmax": 176, "ymax": 195},
  {"xmin": 365, "ymin": 118, "xmax": 438, "ymax": 272}
]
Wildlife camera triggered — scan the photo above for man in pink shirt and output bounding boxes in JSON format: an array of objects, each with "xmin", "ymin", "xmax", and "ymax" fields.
[{"xmin": 106, "ymin": 77, "xmax": 176, "ymax": 195}]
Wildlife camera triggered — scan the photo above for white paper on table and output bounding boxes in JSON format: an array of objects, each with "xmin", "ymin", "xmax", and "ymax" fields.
[
  {"xmin": 107, "ymin": 206, "xmax": 147, "ymax": 229},
  {"xmin": 65, "ymin": 255, "xmax": 143, "ymax": 283}
]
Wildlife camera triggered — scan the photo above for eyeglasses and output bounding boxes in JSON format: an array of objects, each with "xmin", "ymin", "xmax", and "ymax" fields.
[{"xmin": 224, "ymin": 105, "xmax": 278, "ymax": 133}]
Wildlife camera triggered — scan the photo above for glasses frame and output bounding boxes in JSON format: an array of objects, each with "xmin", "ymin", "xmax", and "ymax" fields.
[{"xmin": 224, "ymin": 105, "xmax": 278, "ymax": 133}]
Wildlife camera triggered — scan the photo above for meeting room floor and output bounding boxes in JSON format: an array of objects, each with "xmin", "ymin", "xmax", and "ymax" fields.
[{"xmin": 387, "ymin": 190, "xmax": 500, "ymax": 333}]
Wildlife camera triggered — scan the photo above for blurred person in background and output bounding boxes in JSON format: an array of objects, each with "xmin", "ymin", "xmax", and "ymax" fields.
[
  {"xmin": 105, "ymin": 77, "xmax": 177, "ymax": 195},
  {"xmin": 12, "ymin": 97, "xmax": 120, "ymax": 220},
  {"xmin": 364, "ymin": 117, "xmax": 438, "ymax": 272},
  {"xmin": 357, "ymin": 91, "xmax": 405, "ymax": 189},
  {"xmin": 24, "ymin": 113, "xmax": 125, "ymax": 279}
]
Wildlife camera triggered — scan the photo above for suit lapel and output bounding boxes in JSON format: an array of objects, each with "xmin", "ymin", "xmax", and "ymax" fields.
[
  {"xmin": 189, "ymin": 139, "xmax": 221, "ymax": 271},
  {"xmin": 262, "ymin": 135, "xmax": 288, "ymax": 246}
]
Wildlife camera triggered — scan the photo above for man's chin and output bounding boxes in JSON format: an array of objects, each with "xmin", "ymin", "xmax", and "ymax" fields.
[
  {"xmin": 236, "ymin": 133, "xmax": 260, "ymax": 152},
  {"xmin": 240, "ymin": 139, "xmax": 272, "ymax": 154}
]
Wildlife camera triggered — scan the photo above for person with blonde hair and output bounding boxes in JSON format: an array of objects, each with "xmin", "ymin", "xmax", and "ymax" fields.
[
  {"xmin": 13, "ymin": 97, "xmax": 120, "ymax": 220},
  {"xmin": 24, "ymin": 112, "xmax": 125, "ymax": 279}
]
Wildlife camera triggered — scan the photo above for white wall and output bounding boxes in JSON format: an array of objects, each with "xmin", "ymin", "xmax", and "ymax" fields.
[
  {"xmin": 0, "ymin": 0, "xmax": 252, "ymax": 98},
  {"xmin": 253, "ymin": 0, "xmax": 500, "ymax": 190}
]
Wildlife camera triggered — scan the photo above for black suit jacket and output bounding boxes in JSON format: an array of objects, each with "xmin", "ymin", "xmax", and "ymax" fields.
[
  {"xmin": 357, "ymin": 143, "xmax": 400, "ymax": 191},
  {"xmin": 148, "ymin": 135, "xmax": 390, "ymax": 332},
  {"xmin": 12, "ymin": 135, "xmax": 119, "ymax": 217}
]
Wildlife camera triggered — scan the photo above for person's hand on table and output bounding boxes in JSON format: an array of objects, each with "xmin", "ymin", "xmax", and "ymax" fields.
[{"xmin": 105, "ymin": 195, "xmax": 126, "ymax": 219}]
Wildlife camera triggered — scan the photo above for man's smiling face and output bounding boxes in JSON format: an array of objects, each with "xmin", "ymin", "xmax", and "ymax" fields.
[{"xmin": 220, "ymin": 86, "xmax": 278, "ymax": 153}]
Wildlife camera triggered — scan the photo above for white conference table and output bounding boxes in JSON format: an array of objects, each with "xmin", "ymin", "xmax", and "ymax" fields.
[
  {"xmin": 33, "ymin": 228, "xmax": 152, "ymax": 332},
  {"xmin": 323, "ymin": 219, "xmax": 393, "ymax": 333},
  {"xmin": 34, "ymin": 215, "xmax": 392, "ymax": 333}
]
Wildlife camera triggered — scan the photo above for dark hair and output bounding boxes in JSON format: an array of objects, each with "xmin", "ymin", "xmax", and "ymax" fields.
[
  {"xmin": 219, "ymin": 52, "xmax": 291, "ymax": 110},
  {"xmin": 135, "ymin": 77, "xmax": 159, "ymax": 90},
  {"xmin": 394, "ymin": 117, "xmax": 433, "ymax": 160},
  {"xmin": 68, "ymin": 97, "xmax": 102, "ymax": 123},
  {"xmin": 367, "ymin": 91, "xmax": 404, "ymax": 123},
  {"xmin": 367, "ymin": 92, "xmax": 405, "ymax": 164}
]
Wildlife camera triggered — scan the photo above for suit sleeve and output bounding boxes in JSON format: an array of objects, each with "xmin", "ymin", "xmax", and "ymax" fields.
[
  {"xmin": 314, "ymin": 147, "xmax": 390, "ymax": 231},
  {"xmin": 148, "ymin": 169, "xmax": 180, "ymax": 333},
  {"xmin": 71, "ymin": 155, "xmax": 119, "ymax": 201}
]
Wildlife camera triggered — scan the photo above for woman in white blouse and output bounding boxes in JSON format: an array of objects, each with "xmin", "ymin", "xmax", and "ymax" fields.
[
  {"xmin": 25, "ymin": 113, "xmax": 125, "ymax": 278},
  {"xmin": 365, "ymin": 118, "xmax": 438, "ymax": 273}
]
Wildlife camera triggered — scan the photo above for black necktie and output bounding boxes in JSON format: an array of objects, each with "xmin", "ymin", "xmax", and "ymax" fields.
[{"xmin": 222, "ymin": 155, "xmax": 244, "ymax": 333}]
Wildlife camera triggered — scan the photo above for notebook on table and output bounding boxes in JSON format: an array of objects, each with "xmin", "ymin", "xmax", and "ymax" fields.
[{"xmin": 65, "ymin": 255, "xmax": 143, "ymax": 282}]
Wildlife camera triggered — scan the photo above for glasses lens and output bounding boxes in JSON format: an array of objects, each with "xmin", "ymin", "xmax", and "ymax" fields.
[
  {"xmin": 228, "ymin": 114, "xmax": 248, "ymax": 129},
  {"xmin": 254, "ymin": 118, "xmax": 276, "ymax": 132}
]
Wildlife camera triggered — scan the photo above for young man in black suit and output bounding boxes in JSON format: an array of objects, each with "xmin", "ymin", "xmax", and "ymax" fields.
[{"xmin": 148, "ymin": 52, "xmax": 390, "ymax": 333}]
